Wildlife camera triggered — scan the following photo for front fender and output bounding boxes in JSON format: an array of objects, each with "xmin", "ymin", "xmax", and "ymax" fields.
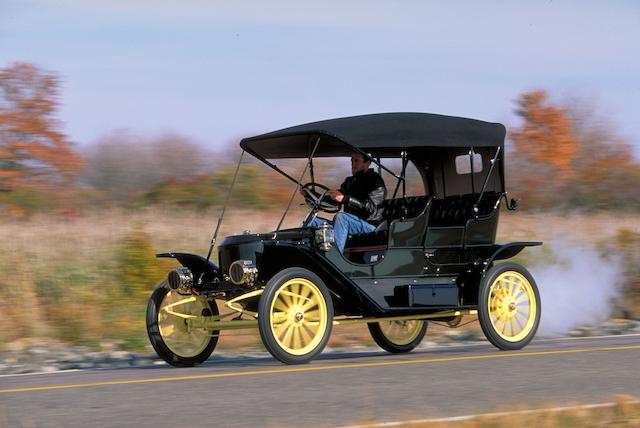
[
  {"xmin": 257, "ymin": 243, "xmax": 379, "ymax": 315},
  {"xmin": 156, "ymin": 252, "xmax": 221, "ymax": 283}
]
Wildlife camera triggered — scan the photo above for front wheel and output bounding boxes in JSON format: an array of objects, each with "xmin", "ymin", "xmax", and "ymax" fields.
[
  {"xmin": 368, "ymin": 320, "xmax": 427, "ymax": 353},
  {"xmin": 258, "ymin": 268, "xmax": 334, "ymax": 364},
  {"xmin": 478, "ymin": 263, "xmax": 541, "ymax": 350},
  {"xmin": 146, "ymin": 282, "xmax": 219, "ymax": 367}
]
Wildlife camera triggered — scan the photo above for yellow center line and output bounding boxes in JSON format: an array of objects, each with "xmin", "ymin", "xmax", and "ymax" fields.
[{"xmin": 2, "ymin": 345, "xmax": 639, "ymax": 394}]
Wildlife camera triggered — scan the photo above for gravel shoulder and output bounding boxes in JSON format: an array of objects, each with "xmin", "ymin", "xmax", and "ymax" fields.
[{"xmin": 2, "ymin": 319, "xmax": 639, "ymax": 375}]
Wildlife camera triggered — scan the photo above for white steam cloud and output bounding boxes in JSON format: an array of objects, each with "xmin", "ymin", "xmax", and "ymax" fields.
[{"xmin": 530, "ymin": 242, "xmax": 621, "ymax": 337}]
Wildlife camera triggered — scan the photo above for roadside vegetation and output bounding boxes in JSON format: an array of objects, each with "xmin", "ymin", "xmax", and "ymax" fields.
[
  {"xmin": 0, "ymin": 210, "xmax": 637, "ymax": 352},
  {"xmin": 1, "ymin": 61, "xmax": 639, "ymax": 352},
  {"xmin": 352, "ymin": 395, "xmax": 640, "ymax": 427}
]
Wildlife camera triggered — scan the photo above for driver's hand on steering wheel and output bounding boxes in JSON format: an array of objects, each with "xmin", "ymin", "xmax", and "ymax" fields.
[{"xmin": 328, "ymin": 190, "xmax": 345, "ymax": 203}]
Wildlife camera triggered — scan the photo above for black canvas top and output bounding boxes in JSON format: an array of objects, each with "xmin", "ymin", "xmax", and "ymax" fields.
[{"xmin": 240, "ymin": 112, "xmax": 505, "ymax": 159}]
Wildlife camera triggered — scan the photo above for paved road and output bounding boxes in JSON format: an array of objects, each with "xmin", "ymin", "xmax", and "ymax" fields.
[{"xmin": 2, "ymin": 335, "xmax": 639, "ymax": 427}]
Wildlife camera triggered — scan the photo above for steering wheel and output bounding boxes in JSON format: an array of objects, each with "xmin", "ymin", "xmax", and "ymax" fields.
[{"xmin": 300, "ymin": 182, "xmax": 341, "ymax": 214}]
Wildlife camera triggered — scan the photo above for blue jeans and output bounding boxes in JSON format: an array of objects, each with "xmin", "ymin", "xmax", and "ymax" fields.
[{"xmin": 308, "ymin": 212, "xmax": 375, "ymax": 253}]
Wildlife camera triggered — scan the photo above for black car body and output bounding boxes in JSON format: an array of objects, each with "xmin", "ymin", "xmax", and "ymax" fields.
[{"xmin": 147, "ymin": 113, "xmax": 542, "ymax": 366}]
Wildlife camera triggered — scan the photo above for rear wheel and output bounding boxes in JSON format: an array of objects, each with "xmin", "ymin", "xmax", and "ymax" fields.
[
  {"xmin": 146, "ymin": 283, "xmax": 219, "ymax": 367},
  {"xmin": 368, "ymin": 320, "xmax": 427, "ymax": 353},
  {"xmin": 258, "ymin": 268, "xmax": 333, "ymax": 364},
  {"xmin": 478, "ymin": 263, "xmax": 541, "ymax": 350}
]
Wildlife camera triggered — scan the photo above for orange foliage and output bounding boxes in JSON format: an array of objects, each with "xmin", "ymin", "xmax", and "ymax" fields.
[
  {"xmin": 509, "ymin": 90, "xmax": 640, "ymax": 209},
  {"xmin": 510, "ymin": 90, "xmax": 579, "ymax": 177},
  {"xmin": 0, "ymin": 62, "xmax": 82, "ymax": 191}
]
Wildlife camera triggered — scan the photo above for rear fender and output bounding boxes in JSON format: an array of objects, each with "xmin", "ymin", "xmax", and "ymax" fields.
[
  {"xmin": 156, "ymin": 252, "xmax": 221, "ymax": 283},
  {"xmin": 482, "ymin": 242, "xmax": 543, "ymax": 275}
]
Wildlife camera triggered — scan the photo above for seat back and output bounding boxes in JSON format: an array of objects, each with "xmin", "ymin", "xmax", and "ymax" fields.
[
  {"xmin": 381, "ymin": 196, "xmax": 430, "ymax": 223},
  {"xmin": 344, "ymin": 196, "xmax": 430, "ymax": 254},
  {"xmin": 384, "ymin": 196, "xmax": 431, "ymax": 248}
]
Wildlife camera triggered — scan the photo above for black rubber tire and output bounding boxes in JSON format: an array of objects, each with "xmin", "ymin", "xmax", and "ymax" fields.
[
  {"xmin": 146, "ymin": 282, "xmax": 219, "ymax": 367},
  {"xmin": 478, "ymin": 263, "xmax": 541, "ymax": 351},
  {"xmin": 258, "ymin": 268, "xmax": 334, "ymax": 365},
  {"xmin": 368, "ymin": 320, "xmax": 428, "ymax": 353}
]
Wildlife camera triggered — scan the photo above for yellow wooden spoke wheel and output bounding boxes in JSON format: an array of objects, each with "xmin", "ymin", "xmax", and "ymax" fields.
[
  {"xmin": 158, "ymin": 290, "xmax": 213, "ymax": 357},
  {"xmin": 368, "ymin": 319, "xmax": 427, "ymax": 353},
  {"xmin": 488, "ymin": 271, "xmax": 537, "ymax": 342},
  {"xmin": 258, "ymin": 268, "xmax": 333, "ymax": 364},
  {"xmin": 479, "ymin": 263, "xmax": 540, "ymax": 350},
  {"xmin": 146, "ymin": 283, "xmax": 219, "ymax": 367}
]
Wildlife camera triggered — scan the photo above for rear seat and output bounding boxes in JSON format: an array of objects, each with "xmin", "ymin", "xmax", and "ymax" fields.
[
  {"xmin": 429, "ymin": 192, "xmax": 501, "ymax": 227},
  {"xmin": 344, "ymin": 196, "xmax": 430, "ymax": 251}
]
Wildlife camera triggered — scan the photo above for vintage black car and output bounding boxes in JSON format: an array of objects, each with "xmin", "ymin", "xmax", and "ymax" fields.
[{"xmin": 146, "ymin": 113, "xmax": 542, "ymax": 366}]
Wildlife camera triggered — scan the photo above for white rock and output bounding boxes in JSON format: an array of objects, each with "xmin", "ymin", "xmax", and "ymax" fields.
[{"xmin": 110, "ymin": 351, "xmax": 133, "ymax": 361}]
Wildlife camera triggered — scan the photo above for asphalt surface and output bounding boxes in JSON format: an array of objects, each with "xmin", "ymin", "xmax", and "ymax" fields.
[{"xmin": 1, "ymin": 334, "xmax": 639, "ymax": 428}]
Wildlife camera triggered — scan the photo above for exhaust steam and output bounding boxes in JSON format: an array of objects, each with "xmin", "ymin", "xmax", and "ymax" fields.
[{"xmin": 530, "ymin": 242, "xmax": 621, "ymax": 337}]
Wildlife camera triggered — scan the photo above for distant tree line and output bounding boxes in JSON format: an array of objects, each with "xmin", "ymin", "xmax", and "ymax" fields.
[
  {"xmin": 80, "ymin": 130, "xmax": 213, "ymax": 200},
  {"xmin": 1, "ymin": 62, "xmax": 639, "ymax": 216}
]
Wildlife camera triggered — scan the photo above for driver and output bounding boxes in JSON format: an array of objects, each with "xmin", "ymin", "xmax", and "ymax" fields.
[{"xmin": 307, "ymin": 153, "xmax": 387, "ymax": 253}]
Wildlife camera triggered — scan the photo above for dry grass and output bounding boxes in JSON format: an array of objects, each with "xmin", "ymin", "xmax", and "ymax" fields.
[
  {"xmin": 352, "ymin": 395, "xmax": 640, "ymax": 428},
  {"xmin": 0, "ymin": 208, "xmax": 638, "ymax": 351}
]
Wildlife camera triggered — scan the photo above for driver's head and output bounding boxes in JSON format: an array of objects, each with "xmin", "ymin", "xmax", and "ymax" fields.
[{"xmin": 351, "ymin": 153, "xmax": 372, "ymax": 175}]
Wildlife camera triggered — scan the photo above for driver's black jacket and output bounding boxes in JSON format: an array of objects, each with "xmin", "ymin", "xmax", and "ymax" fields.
[{"xmin": 339, "ymin": 168, "xmax": 387, "ymax": 224}]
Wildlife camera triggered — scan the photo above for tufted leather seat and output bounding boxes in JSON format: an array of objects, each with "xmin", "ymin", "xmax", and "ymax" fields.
[{"xmin": 428, "ymin": 192, "xmax": 501, "ymax": 227}]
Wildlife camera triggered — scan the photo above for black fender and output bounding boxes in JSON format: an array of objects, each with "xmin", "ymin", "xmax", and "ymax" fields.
[
  {"xmin": 257, "ymin": 242, "xmax": 379, "ymax": 315},
  {"xmin": 482, "ymin": 242, "xmax": 542, "ymax": 274},
  {"xmin": 156, "ymin": 252, "xmax": 221, "ymax": 283}
]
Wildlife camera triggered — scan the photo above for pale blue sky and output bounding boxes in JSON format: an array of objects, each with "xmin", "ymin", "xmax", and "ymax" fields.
[{"xmin": 1, "ymin": 1, "xmax": 639, "ymax": 156}]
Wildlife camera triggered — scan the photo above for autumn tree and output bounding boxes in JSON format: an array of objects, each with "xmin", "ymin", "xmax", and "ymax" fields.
[
  {"xmin": 510, "ymin": 91, "xmax": 579, "ymax": 183},
  {"xmin": 0, "ymin": 62, "xmax": 82, "ymax": 191},
  {"xmin": 564, "ymin": 99, "xmax": 640, "ymax": 209},
  {"xmin": 509, "ymin": 90, "xmax": 640, "ymax": 209}
]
